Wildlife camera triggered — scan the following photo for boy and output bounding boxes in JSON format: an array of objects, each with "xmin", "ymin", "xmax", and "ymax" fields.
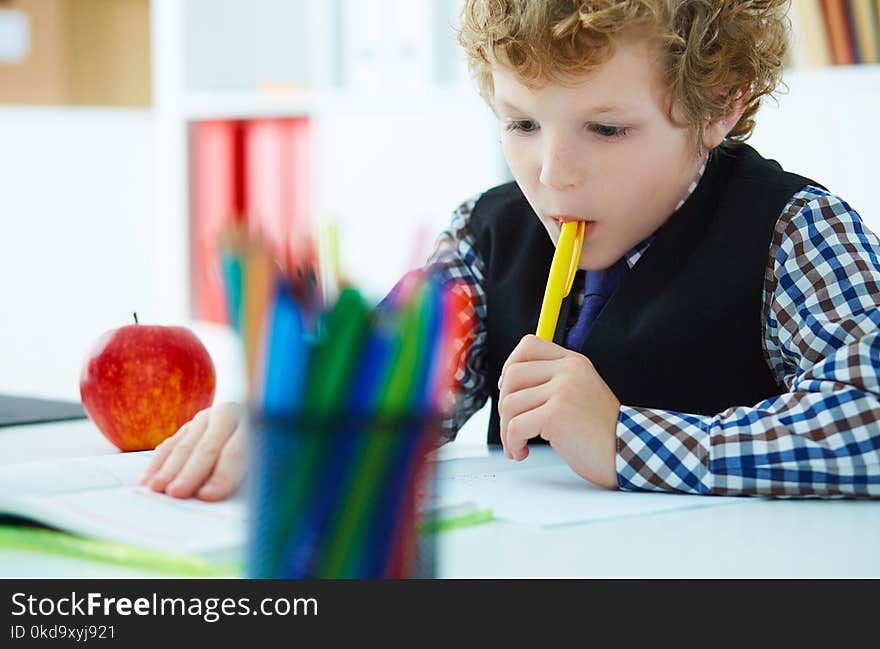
[{"xmin": 141, "ymin": 0, "xmax": 880, "ymax": 499}]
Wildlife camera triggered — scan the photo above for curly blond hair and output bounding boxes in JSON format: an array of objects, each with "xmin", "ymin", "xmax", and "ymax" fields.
[{"xmin": 457, "ymin": 0, "xmax": 790, "ymax": 147}]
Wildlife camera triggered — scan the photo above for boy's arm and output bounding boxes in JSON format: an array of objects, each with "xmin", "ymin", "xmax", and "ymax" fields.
[
  {"xmin": 384, "ymin": 197, "xmax": 490, "ymax": 441},
  {"xmin": 616, "ymin": 187, "xmax": 880, "ymax": 497}
]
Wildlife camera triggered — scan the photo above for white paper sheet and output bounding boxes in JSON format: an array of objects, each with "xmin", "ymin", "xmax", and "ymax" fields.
[{"xmin": 433, "ymin": 446, "xmax": 740, "ymax": 527}]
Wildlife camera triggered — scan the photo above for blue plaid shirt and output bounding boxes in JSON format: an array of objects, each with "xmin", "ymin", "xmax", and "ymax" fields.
[{"xmin": 426, "ymin": 176, "xmax": 880, "ymax": 498}]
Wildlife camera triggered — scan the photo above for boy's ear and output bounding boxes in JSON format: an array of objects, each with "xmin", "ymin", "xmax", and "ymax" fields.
[{"xmin": 702, "ymin": 87, "xmax": 748, "ymax": 150}]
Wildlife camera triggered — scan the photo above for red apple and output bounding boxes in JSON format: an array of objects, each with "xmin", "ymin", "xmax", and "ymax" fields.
[{"xmin": 79, "ymin": 317, "xmax": 216, "ymax": 451}]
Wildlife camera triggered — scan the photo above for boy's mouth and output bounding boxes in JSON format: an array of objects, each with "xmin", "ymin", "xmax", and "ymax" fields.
[{"xmin": 550, "ymin": 215, "xmax": 596, "ymax": 234}]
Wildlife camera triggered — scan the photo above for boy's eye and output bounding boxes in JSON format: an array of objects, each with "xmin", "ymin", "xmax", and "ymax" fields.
[
  {"xmin": 590, "ymin": 124, "xmax": 628, "ymax": 138},
  {"xmin": 505, "ymin": 120, "xmax": 538, "ymax": 134}
]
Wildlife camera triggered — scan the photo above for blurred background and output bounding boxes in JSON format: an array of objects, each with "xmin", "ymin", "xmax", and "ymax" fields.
[{"xmin": 1, "ymin": 0, "xmax": 878, "ymax": 442}]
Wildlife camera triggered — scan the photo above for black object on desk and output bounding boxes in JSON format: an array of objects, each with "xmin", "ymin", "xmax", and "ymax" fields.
[{"xmin": 0, "ymin": 394, "xmax": 88, "ymax": 427}]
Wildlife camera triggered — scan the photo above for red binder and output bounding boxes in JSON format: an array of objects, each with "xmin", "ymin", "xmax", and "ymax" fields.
[
  {"xmin": 190, "ymin": 120, "xmax": 247, "ymax": 323},
  {"xmin": 244, "ymin": 117, "xmax": 314, "ymax": 294}
]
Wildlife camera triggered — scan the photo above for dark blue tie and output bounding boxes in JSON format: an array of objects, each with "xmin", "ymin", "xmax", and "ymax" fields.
[{"xmin": 564, "ymin": 256, "xmax": 628, "ymax": 351}]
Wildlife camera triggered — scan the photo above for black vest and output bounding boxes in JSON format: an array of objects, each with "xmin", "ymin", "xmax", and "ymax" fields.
[{"xmin": 469, "ymin": 144, "xmax": 819, "ymax": 444}]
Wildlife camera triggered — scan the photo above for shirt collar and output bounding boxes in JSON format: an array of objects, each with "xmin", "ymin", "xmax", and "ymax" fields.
[{"xmin": 623, "ymin": 152, "xmax": 709, "ymax": 269}]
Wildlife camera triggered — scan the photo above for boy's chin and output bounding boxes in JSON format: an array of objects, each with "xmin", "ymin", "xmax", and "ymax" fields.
[{"xmin": 577, "ymin": 250, "xmax": 622, "ymax": 271}]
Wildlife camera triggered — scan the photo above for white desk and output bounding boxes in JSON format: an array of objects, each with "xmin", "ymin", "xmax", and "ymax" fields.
[{"xmin": 2, "ymin": 419, "xmax": 879, "ymax": 578}]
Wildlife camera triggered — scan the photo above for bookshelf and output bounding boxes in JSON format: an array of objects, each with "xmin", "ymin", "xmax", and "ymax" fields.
[
  {"xmin": 788, "ymin": 0, "xmax": 880, "ymax": 67},
  {"xmin": 150, "ymin": 0, "xmax": 504, "ymax": 323}
]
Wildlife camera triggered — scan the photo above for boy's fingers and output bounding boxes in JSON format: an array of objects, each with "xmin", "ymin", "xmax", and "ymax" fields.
[
  {"xmin": 500, "ymin": 382, "xmax": 551, "ymax": 451},
  {"xmin": 506, "ymin": 404, "xmax": 548, "ymax": 461},
  {"xmin": 164, "ymin": 414, "xmax": 236, "ymax": 499},
  {"xmin": 498, "ymin": 360, "xmax": 556, "ymax": 404},
  {"xmin": 138, "ymin": 424, "xmax": 186, "ymax": 485},
  {"xmin": 500, "ymin": 335, "xmax": 567, "ymax": 386},
  {"xmin": 148, "ymin": 412, "xmax": 209, "ymax": 492},
  {"xmin": 197, "ymin": 430, "xmax": 247, "ymax": 501}
]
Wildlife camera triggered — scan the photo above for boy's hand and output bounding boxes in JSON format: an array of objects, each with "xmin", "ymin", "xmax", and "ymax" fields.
[
  {"xmin": 137, "ymin": 401, "xmax": 246, "ymax": 501},
  {"xmin": 498, "ymin": 335, "xmax": 620, "ymax": 489}
]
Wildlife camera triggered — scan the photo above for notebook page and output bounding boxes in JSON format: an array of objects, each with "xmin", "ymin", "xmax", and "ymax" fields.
[
  {"xmin": 0, "ymin": 452, "xmax": 153, "ymax": 497},
  {"xmin": 3, "ymin": 486, "xmax": 246, "ymax": 554},
  {"xmin": 0, "ymin": 451, "xmax": 153, "ymax": 497}
]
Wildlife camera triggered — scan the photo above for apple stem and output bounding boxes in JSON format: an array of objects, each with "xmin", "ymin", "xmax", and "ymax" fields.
[{"xmin": 133, "ymin": 312, "xmax": 139, "ymax": 325}]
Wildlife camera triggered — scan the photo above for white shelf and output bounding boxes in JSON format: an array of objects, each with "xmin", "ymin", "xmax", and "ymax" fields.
[
  {"xmin": 781, "ymin": 62, "xmax": 880, "ymax": 89},
  {"xmin": 318, "ymin": 85, "xmax": 484, "ymax": 113},
  {"xmin": 183, "ymin": 90, "xmax": 317, "ymax": 120},
  {"xmin": 784, "ymin": 62, "xmax": 880, "ymax": 74},
  {"xmin": 181, "ymin": 85, "xmax": 483, "ymax": 120}
]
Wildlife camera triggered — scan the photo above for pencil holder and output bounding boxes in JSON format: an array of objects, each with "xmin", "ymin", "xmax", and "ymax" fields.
[{"xmin": 245, "ymin": 410, "xmax": 441, "ymax": 579}]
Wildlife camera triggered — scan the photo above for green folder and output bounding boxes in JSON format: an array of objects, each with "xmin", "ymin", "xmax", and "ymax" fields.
[{"xmin": 0, "ymin": 524, "xmax": 241, "ymax": 577}]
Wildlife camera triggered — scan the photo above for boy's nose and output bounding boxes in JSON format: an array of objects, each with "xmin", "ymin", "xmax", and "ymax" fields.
[{"xmin": 539, "ymin": 143, "xmax": 583, "ymax": 190}]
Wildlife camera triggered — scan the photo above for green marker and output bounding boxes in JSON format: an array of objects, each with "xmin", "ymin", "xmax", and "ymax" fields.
[
  {"xmin": 318, "ymin": 283, "xmax": 434, "ymax": 577},
  {"xmin": 419, "ymin": 507, "xmax": 495, "ymax": 535}
]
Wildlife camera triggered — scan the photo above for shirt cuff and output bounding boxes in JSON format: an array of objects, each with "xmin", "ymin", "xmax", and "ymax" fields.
[{"xmin": 615, "ymin": 404, "xmax": 713, "ymax": 494}]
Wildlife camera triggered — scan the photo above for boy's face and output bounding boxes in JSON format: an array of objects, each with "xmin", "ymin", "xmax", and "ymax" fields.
[{"xmin": 493, "ymin": 33, "xmax": 705, "ymax": 270}]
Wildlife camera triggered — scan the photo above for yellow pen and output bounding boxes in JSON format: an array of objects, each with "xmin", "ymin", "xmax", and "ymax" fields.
[{"xmin": 536, "ymin": 220, "xmax": 586, "ymax": 340}]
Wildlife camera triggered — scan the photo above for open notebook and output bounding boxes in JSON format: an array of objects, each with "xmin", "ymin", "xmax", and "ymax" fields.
[
  {"xmin": 0, "ymin": 449, "xmax": 480, "ymax": 574},
  {"xmin": 0, "ymin": 452, "xmax": 246, "ymax": 561}
]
